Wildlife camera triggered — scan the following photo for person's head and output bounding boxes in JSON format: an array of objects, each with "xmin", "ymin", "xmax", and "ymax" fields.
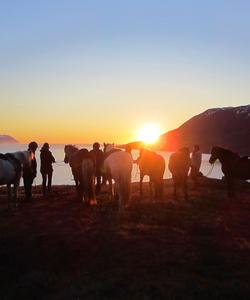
[
  {"xmin": 93, "ymin": 142, "xmax": 100, "ymax": 150},
  {"xmin": 179, "ymin": 147, "xmax": 190, "ymax": 156},
  {"xmin": 28, "ymin": 141, "xmax": 38, "ymax": 152},
  {"xmin": 42, "ymin": 142, "xmax": 49, "ymax": 150},
  {"xmin": 194, "ymin": 145, "xmax": 200, "ymax": 151}
]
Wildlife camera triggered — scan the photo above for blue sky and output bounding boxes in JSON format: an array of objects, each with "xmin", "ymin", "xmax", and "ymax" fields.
[{"xmin": 1, "ymin": 0, "xmax": 250, "ymax": 143}]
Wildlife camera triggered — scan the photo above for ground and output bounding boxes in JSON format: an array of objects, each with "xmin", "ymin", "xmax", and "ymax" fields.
[{"xmin": 0, "ymin": 178, "xmax": 250, "ymax": 299}]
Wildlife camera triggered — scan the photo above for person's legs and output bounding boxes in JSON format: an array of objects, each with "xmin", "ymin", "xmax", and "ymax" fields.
[
  {"xmin": 191, "ymin": 166, "xmax": 199, "ymax": 189},
  {"xmin": 23, "ymin": 175, "xmax": 33, "ymax": 201},
  {"xmin": 41, "ymin": 172, "xmax": 47, "ymax": 195},
  {"xmin": 47, "ymin": 171, "xmax": 53, "ymax": 193}
]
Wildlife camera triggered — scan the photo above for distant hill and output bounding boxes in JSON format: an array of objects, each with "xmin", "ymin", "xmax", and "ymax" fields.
[
  {"xmin": 0, "ymin": 135, "xmax": 19, "ymax": 144},
  {"xmin": 157, "ymin": 105, "xmax": 250, "ymax": 155}
]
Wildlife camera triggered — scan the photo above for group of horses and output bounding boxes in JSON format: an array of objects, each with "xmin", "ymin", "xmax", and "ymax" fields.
[
  {"xmin": 0, "ymin": 144, "xmax": 250, "ymax": 210},
  {"xmin": 64, "ymin": 143, "xmax": 133, "ymax": 210},
  {"xmin": 64, "ymin": 144, "xmax": 250, "ymax": 209}
]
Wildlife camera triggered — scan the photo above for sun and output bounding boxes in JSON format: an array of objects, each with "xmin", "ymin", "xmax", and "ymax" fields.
[{"xmin": 137, "ymin": 123, "xmax": 162, "ymax": 145}]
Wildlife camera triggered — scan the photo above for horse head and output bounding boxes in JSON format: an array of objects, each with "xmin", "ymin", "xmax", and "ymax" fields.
[
  {"xmin": 209, "ymin": 146, "xmax": 238, "ymax": 164},
  {"xmin": 209, "ymin": 147, "xmax": 220, "ymax": 164},
  {"xmin": 103, "ymin": 143, "xmax": 114, "ymax": 153},
  {"xmin": 64, "ymin": 145, "xmax": 78, "ymax": 164}
]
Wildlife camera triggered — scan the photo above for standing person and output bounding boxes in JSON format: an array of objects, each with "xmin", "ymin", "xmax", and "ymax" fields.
[
  {"xmin": 40, "ymin": 143, "xmax": 55, "ymax": 195},
  {"xmin": 90, "ymin": 142, "xmax": 104, "ymax": 194},
  {"xmin": 23, "ymin": 141, "xmax": 38, "ymax": 201},
  {"xmin": 190, "ymin": 145, "xmax": 202, "ymax": 189}
]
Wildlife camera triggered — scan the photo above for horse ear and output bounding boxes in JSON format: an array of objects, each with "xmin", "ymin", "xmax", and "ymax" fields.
[
  {"xmin": 104, "ymin": 143, "xmax": 106, "ymax": 147},
  {"xmin": 112, "ymin": 143, "xmax": 114, "ymax": 146}
]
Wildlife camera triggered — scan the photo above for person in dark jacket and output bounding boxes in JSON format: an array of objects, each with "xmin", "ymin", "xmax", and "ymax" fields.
[
  {"xmin": 40, "ymin": 143, "xmax": 55, "ymax": 195},
  {"xmin": 90, "ymin": 142, "xmax": 104, "ymax": 194},
  {"xmin": 23, "ymin": 141, "xmax": 38, "ymax": 201}
]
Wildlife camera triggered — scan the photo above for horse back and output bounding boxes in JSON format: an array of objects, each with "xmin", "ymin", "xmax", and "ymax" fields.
[
  {"xmin": 0, "ymin": 158, "xmax": 19, "ymax": 185},
  {"xmin": 103, "ymin": 151, "xmax": 133, "ymax": 178},
  {"xmin": 235, "ymin": 157, "xmax": 250, "ymax": 180},
  {"xmin": 139, "ymin": 152, "xmax": 165, "ymax": 178},
  {"xmin": 169, "ymin": 152, "xmax": 191, "ymax": 175}
]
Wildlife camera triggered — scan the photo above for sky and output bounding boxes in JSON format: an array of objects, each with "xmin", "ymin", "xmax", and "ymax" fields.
[{"xmin": 1, "ymin": 0, "xmax": 250, "ymax": 144}]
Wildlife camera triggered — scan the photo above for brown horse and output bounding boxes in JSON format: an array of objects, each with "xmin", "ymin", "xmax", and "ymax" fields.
[
  {"xmin": 64, "ymin": 145, "xmax": 96, "ymax": 204},
  {"xmin": 168, "ymin": 147, "xmax": 191, "ymax": 200},
  {"xmin": 137, "ymin": 149, "xmax": 165, "ymax": 199},
  {"xmin": 209, "ymin": 146, "xmax": 250, "ymax": 197}
]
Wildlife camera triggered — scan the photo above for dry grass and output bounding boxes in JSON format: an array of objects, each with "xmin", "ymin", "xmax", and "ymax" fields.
[{"xmin": 0, "ymin": 178, "xmax": 250, "ymax": 299}]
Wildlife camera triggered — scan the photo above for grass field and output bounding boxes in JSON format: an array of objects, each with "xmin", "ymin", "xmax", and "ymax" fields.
[{"xmin": 0, "ymin": 178, "xmax": 250, "ymax": 299}]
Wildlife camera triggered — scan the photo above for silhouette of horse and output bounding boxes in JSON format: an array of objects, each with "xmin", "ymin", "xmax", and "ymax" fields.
[
  {"xmin": 64, "ymin": 145, "xmax": 96, "ymax": 204},
  {"xmin": 0, "ymin": 151, "xmax": 33, "ymax": 208},
  {"xmin": 137, "ymin": 148, "xmax": 165, "ymax": 199},
  {"xmin": 103, "ymin": 143, "xmax": 133, "ymax": 210},
  {"xmin": 64, "ymin": 145, "xmax": 79, "ymax": 186},
  {"xmin": 209, "ymin": 146, "xmax": 250, "ymax": 197},
  {"xmin": 168, "ymin": 147, "xmax": 191, "ymax": 200}
]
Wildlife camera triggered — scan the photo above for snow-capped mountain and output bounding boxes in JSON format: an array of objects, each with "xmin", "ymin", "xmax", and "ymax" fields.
[
  {"xmin": 158, "ymin": 105, "xmax": 250, "ymax": 155},
  {"xmin": 0, "ymin": 135, "xmax": 19, "ymax": 144}
]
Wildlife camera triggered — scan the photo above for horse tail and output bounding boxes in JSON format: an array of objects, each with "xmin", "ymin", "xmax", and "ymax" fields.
[
  {"xmin": 81, "ymin": 159, "xmax": 96, "ymax": 204},
  {"xmin": 116, "ymin": 171, "xmax": 131, "ymax": 210}
]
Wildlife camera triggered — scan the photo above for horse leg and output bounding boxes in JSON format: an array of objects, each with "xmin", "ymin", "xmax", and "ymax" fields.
[
  {"xmin": 184, "ymin": 180, "xmax": 188, "ymax": 201},
  {"xmin": 149, "ymin": 179, "xmax": 153, "ymax": 201},
  {"xmin": 140, "ymin": 174, "xmax": 144, "ymax": 196},
  {"xmin": 226, "ymin": 177, "xmax": 233, "ymax": 198},
  {"xmin": 89, "ymin": 177, "xmax": 97, "ymax": 205},
  {"xmin": 13, "ymin": 181, "xmax": 19, "ymax": 208},
  {"xmin": 159, "ymin": 178, "xmax": 164, "ymax": 199},
  {"xmin": 7, "ymin": 184, "xmax": 11, "ymax": 210},
  {"xmin": 232, "ymin": 179, "xmax": 236, "ymax": 198},
  {"xmin": 108, "ymin": 177, "xmax": 113, "ymax": 200},
  {"xmin": 72, "ymin": 170, "xmax": 78, "ymax": 187},
  {"xmin": 173, "ymin": 178, "xmax": 177, "ymax": 200}
]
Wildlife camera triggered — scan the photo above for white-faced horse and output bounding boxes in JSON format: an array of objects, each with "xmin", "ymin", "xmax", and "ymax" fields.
[
  {"xmin": 0, "ymin": 151, "xmax": 33, "ymax": 208},
  {"xmin": 64, "ymin": 145, "xmax": 96, "ymax": 205},
  {"xmin": 103, "ymin": 143, "xmax": 133, "ymax": 210}
]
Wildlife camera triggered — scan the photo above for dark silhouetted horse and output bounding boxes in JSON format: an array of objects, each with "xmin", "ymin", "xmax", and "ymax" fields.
[
  {"xmin": 209, "ymin": 146, "xmax": 250, "ymax": 197},
  {"xmin": 64, "ymin": 145, "xmax": 96, "ymax": 204},
  {"xmin": 137, "ymin": 149, "xmax": 165, "ymax": 199},
  {"xmin": 168, "ymin": 147, "xmax": 191, "ymax": 200}
]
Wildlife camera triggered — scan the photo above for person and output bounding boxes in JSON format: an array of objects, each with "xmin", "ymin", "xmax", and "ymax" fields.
[
  {"xmin": 40, "ymin": 143, "xmax": 55, "ymax": 195},
  {"xmin": 90, "ymin": 142, "xmax": 104, "ymax": 194},
  {"xmin": 23, "ymin": 141, "xmax": 38, "ymax": 201},
  {"xmin": 190, "ymin": 145, "xmax": 202, "ymax": 189}
]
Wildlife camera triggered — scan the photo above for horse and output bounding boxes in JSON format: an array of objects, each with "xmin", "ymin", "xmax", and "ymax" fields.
[
  {"xmin": 64, "ymin": 145, "xmax": 96, "ymax": 204},
  {"xmin": 168, "ymin": 147, "xmax": 191, "ymax": 200},
  {"xmin": 64, "ymin": 145, "xmax": 79, "ymax": 186},
  {"xmin": 209, "ymin": 146, "xmax": 250, "ymax": 197},
  {"xmin": 0, "ymin": 151, "xmax": 33, "ymax": 208},
  {"xmin": 137, "ymin": 148, "xmax": 165, "ymax": 200},
  {"xmin": 103, "ymin": 143, "xmax": 133, "ymax": 210}
]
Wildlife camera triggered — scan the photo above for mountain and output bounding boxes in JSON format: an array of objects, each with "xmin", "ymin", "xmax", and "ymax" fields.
[
  {"xmin": 157, "ymin": 105, "xmax": 250, "ymax": 155},
  {"xmin": 0, "ymin": 135, "xmax": 19, "ymax": 144}
]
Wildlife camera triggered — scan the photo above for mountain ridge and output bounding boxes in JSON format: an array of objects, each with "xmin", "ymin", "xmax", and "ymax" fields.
[
  {"xmin": 125, "ymin": 105, "xmax": 250, "ymax": 155},
  {"xmin": 157, "ymin": 104, "xmax": 250, "ymax": 155},
  {"xmin": 0, "ymin": 135, "xmax": 19, "ymax": 144}
]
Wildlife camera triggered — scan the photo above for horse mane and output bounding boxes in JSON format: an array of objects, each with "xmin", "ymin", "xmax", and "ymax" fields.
[
  {"xmin": 212, "ymin": 146, "xmax": 239, "ymax": 159},
  {"xmin": 65, "ymin": 144, "xmax": 79, "ymax": 152}
]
